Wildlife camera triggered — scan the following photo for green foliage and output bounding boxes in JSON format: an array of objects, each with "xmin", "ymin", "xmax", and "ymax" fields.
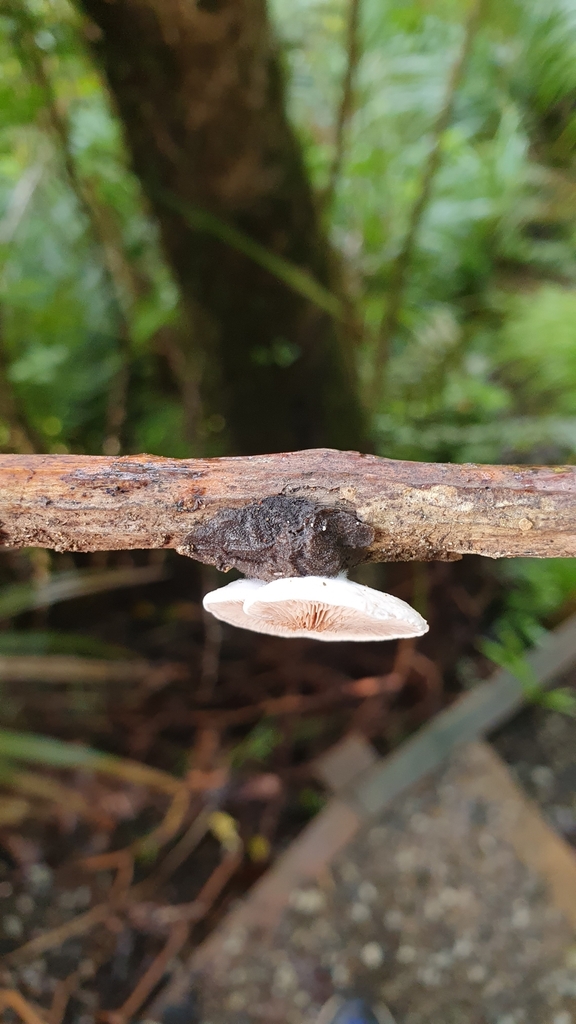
[
  {"xmin": 0, "ymin": 630, "xmax": 135, "ymax": 658},
  {"xmin": 271, "ymin": 0, "xmax": 576, "ymax": 639},
  {"xmin": 0, "ymin": 726, "xmax": 104, "ymax": 767},
  {"xmin": 298, "ymin": 786, "xmax": 326, "ymax": 816},
  {"xmin": 498, "ymin": 287, "xmax": 576, "ymax": 415},
  {"xmin": 0, "ymin": 727, "xmax": 182, "ymax": 791},
  {"xmin": 2, "ymin": 0, "xmax": 576, "ymax": 683},
  {"xmin": 0, "ymin": 564, "xmax": 166, "ymax": 620},
  {"xmin": 0, "ymin": 0, "xmax": 184, "ymax": 457},
  {"xmin": 494, "ymin": 557, "xmax": 576, "ymax": 643},
  {"xmin": 231, "ymin": 721, "xmax": 283, "ymax": 768},
  {"xmin": 273, "ymin": 0, "xmax": 576, "ymax": 459},
  {"xmin": 479, "ymin": 622, "xmax": 576, "ymax": 715}
]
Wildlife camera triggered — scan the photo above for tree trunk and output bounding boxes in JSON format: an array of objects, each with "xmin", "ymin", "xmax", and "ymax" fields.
[{"xmin": 78, "ymin": 0, "xmax": 367, "ymax": 456}]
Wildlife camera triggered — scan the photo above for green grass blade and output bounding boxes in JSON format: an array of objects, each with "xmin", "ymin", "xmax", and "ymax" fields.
[
  {"xmin": 157, "ymin": 189, "xmax": 343, "ymax": 320},
  {"xmin": 0, "ymin": 728, "xmax": 101, "ymax": 768},
  {"xmin": 0, "ymin": 631, "xmax": 138, "ymax": 659},
  {"xmin": 0, "ymin": 564, "xmax": 167, "ymax": 620},
  {"xmin": 0, "ymin": 728, "xmax": 181, "ymax": 792}
]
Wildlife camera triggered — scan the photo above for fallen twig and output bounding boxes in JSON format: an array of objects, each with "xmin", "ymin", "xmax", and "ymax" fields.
[
  {"xmin": 6, "ymin": 770, "xmax": 113, "ymax": 828},
  {"xmin": 186, "ymin": 670, "xmax": 408, "ymax": 728},
  {"xmin": 5, "ymin": 902, "xmax": 112, "ymax": 966},
  {"xmin": 80, "ymin": 849, "xmax": 134, "ymax": 904},
  {"xmin": 8, "ymin": 852, "xmax": 134, "ymax": 966},
  {"xmin": 48, "ymin": 971, "xmax": 81, "ymax": 1024},
  {"xmin": 138, "ymin": 806, "xmax": 214, "ymax": 895},
  {"xmin": 0, "ymin": 655, "xmax": 185, "ymax": 688},
  {"xmin": 0, "ymin": 449, "xmax": 575, "ymax": 562},
  {"xmin": 132, "ymin": 785, "xmax": 190, "ymax": 857},
  {"xmin": 351, "ymin": 637, "xmax": 414, "ymax": 733},
  {"xmin": 0, "ymin": 990, "xmax": 47, "ymax": 1024},
  {"xmin": 128, "ymin": 850, "xmax": 243, "ymax": 932},
  {"xmin": 101, "ymin": 920, "xmax": 190, "ymax": 1024}
]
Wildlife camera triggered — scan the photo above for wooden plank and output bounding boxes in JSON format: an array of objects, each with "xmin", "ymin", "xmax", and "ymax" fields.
[
  {"xmin": 458, "ymin": 742, "xmax": 576, "ymax": 928},
  {"xmin": 349, "ymin": 611, "xmax": 576, "ymax": 817}
]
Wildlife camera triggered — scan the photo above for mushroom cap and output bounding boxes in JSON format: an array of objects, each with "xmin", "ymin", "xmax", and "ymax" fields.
[
  {"xmin": 202, "ymin": 578, "xmax": 266, "ymax": 630},
  {"xmin": 243, "ymin": 575, "xmax": 428, "ymax": 641}
]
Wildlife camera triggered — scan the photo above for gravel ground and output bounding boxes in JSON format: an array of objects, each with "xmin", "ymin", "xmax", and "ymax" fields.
[
  {"xmin": 493, "ymin": 702, "xmax": 576, "ymax": 849},
  {"xmin": 187, "ymin": 743, "xmax": 576, "ymax": 1024}
]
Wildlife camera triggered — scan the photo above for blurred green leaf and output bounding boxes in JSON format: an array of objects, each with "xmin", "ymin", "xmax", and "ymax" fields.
[
  {"xmin": 0, "ymin": 727, "xmax": 104, "ymax": 768},
  {"xmin": 0, "ymin": 630, "xmax": 137, "ymax": 659},
  {"xmin": 157, "ymin": 189, "xmax": 344, "ymax": 320},
  {"xmin": 479, "ymin": 623, "xmax": 576, "ymax": 716},
  {"xmin": 0, "ymin": 565, "xmax": 167, "ymax": 620},
  {"xmin": 538, "ymin": 687, "xmax": 576, "ymax": 715},
  {"xmin": 231, "ymin": 721, "xmax": 283, "ymax": 767},
  {"xmin": 0, "ymin": 727, "xmax": 180, "ymax": 792}
]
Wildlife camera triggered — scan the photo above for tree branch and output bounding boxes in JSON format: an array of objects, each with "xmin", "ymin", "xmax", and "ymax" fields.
[
  {"xmin": 324, "ymin": 0, "xmax": 362, "ymax": 210},
  {"xmin": 370, "ymin": 0, "xmax": 484, "ymax": 406},
  {"xmin": 0, "ymin": 312, "xmax": 42, "ymax": 455},
  {"xmin": 0, "ymin": 450, "xmax": 575, "ymax": 570}
]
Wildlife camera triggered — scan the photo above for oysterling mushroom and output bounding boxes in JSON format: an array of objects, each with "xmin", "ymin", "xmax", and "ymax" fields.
[
  {"xmin": 202, "ymin": 578, "xmax": 265, "ymax": 630},
  {"xmin": 202, "ymin": 575, "xmax": 428, "ymax": 642}
]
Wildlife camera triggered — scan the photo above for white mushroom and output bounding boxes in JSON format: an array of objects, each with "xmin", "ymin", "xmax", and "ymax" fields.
[
  {"xmin": 203, "ymin": 575, "xmax": 428, "ymax": 642},
  {"xmin": 202, "ymin": 578, "xmax": 266, "ymax": 631}
]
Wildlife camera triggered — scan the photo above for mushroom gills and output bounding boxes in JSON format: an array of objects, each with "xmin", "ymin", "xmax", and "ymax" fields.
[{"xmin": 203, "ymin": 575, "xmax": 428, "ymax": 642}]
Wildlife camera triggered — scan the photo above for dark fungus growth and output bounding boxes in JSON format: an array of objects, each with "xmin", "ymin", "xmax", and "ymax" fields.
[{"xmin": 179, "ymin": 495, "xmax": 375, "ymax": 580}]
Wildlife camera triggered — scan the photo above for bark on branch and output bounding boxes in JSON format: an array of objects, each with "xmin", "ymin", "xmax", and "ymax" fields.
[{"xmin": 1, "ymin": 450, "xmax": 575, "ymax": 571}]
